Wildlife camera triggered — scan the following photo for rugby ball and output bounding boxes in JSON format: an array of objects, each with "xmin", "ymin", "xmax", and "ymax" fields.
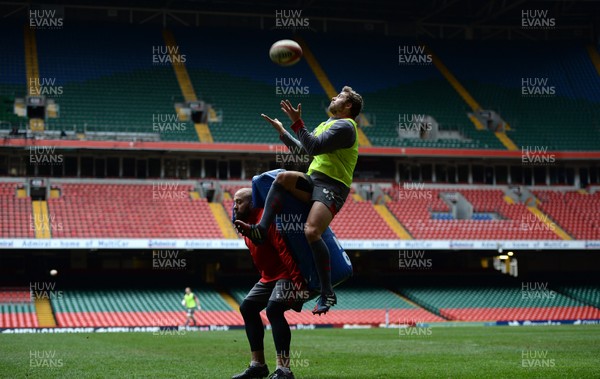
[
  {"xmin": 269, "ymin": 39, "xmax": 302, "ymax": 66},
  {"xmin": 181, "ymin": 300, "xmax": 186, "ymax": 306}
]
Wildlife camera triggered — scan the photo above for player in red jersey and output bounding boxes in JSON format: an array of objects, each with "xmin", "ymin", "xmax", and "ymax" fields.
[{"xmin": 231, "ymin": 188, "xmax": 309, "ymax": 379}]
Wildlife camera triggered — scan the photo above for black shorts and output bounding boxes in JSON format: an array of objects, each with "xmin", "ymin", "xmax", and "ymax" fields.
[
  {"xmin": 186, "ymin": 308, "xmax": 195, "ymax": 317},
  {"xmin": 303, "ymin": 172, "xmax": 350, "ymax": 216},
  {"xmin": 244, "ymin": 279, "xmax": 311, "ymax": 312}
]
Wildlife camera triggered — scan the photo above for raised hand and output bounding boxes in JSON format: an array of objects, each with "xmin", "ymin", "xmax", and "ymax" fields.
[
  {"xmin": 280, "ymin": 100, "xmax": 301, "ymax": 123},
  {"xmin": 261, "ymin": 113, "xmax": 285, "ymax": 135}
]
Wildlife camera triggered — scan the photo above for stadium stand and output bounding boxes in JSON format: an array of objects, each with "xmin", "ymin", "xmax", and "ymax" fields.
[
  {"xmin": 0, "ymin": 288, "xmax": 38, "ymax": 328},
  {"xmin": 431, "ymin": 41, "xmax": 600, "ymax": 150},
  {"xmin": 386, "ymin": 187, "xmax": 561, "ymax": 239},
  {"xmin": 52, "ymin": 288, "xmax": 240, "ymax": 327},
  {"xmin": 230, "ymin": 284, "xmax": 444, "ymax": 326},
  {"xmin": 47, "ymin": 183, "xmax": 223, "ymax": 238},
  {"xmin": 33, "ymin": 24, "xmax": 193, "ymax": 140},
  {"xmin": 534, "ymin": 190, "xmax": 600, "ymax": 239},
  {"xmin": 399, "ymin": 285, "xmax": 600, "ymax": 321},
  {"xmin": 0, "ymin": 183, "xmax": 35, "ymax": 238}
]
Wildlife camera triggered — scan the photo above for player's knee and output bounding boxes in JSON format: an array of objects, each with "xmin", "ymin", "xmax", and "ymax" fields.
[
  {"xmin": 274, "ymin": 172, "xmax": 293, "ymax": 190},
  {"xmin": 304, "ymin": 223, "xmax": 322, "ymax": 242},
  {"xmin": 239, "ymin": 300, "xmax": 254, "ymax": 318},
  {"xmin": 265, "ymin": 301, "xmax": 285, "ymax": 322}
]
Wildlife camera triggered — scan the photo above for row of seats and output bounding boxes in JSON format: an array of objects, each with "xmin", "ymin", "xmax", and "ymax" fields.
[
  {"xmin": 2, "ymin": 22, "xmax": 598, "ymax": 149},
  {"xmin": 2, "ymin": 181, "xmax": 599, "ymax": 239}
]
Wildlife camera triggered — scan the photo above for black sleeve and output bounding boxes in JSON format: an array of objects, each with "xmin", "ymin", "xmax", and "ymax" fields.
[
  {"xmin": 279, "ymin": 130, "xmax": 309, "ymax": 156},
  {"xmin": 296, "ymin": 119, "xmax": 356, "ymax": 155}
]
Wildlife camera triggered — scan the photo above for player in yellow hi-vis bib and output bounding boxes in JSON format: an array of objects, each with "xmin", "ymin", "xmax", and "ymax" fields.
[
  {"xmin": 236, "ymin": 86, "xmax": 363, "ymax": 316},
  {"xmin": 182, "ymin": 287, "xmax": 201, "ymax": 327}
]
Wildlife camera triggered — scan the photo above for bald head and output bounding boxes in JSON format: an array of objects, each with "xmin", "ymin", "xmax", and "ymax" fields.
[{"xmin": 233, "ymin": 187, "xmax": 253, "ymax": 221}]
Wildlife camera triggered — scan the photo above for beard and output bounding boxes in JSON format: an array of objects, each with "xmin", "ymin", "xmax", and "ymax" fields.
[{"xmin": 328, "ymin": 101, "xmax": 340, "ymax": 115}]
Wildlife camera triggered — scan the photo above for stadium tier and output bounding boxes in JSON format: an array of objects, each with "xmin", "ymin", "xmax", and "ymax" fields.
[
  {"xmin": 230, "ymin": 285, "xmax": 444, "ymax": 326},
  {"xmin": 4, "ymin": 23, "xmax": 598, "ymax": 149},
  {"xmin": 432, "ymin": 41, "xmax": 600, "ymax": 150},
  {"xmin": 0, "ymin": 288, "xmax": 37, "ymax": 328},
  {"xmin": 385, "ymin": 187, "xmax": 560, "ymax": 239},
  {"xmin": 399, "ymin": 286, "xmax": 600, "ymax": 321},
  {"xmin": 0, "ymin": 183, "xmax": 35, "ymax": 238},
  {"xmin": 533, "ymin": 190, "xmax": 600, "ymax": 239},
  {"xmin": 3, "ymin": 181, "xmax": 599, "ymax": 240},
  {"xmin": 47, "ymin": 183, "xmax": 223, "ymax": 238},
  {"xmin": 52, "ymin": 288, "xmax": 239, "ymax": 327}
]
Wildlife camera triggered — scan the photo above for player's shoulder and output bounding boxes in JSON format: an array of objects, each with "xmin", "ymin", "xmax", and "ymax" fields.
[{"xmin": 332, "ymin": 118, "xmax": 355, "ymax": 129}]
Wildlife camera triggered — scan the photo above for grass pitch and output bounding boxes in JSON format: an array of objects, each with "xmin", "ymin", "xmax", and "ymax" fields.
[{"xmin": 1, "ymin": 325, "xmax": 599, "ymax": 378}]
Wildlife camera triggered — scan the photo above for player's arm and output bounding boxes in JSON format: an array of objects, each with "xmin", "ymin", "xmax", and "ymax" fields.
[
  {"xmin": 279, "ymin": 99, "xmax": 355, "ymax": 155},
  {"xmin": 261, "ymin": 113, "xmax": 310, "ymax": 157},
  {"xmin": 291, "ymin": 119, "xmax": 355, "ymax": 155},
  {"xmin": 195, "ymin": 295, "xmax": 201, "ymax": 310}
]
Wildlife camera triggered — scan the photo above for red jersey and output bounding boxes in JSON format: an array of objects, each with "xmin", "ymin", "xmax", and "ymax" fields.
[{"xmin": 243, "ymin": 208, "xmax": 304, "ymax": 285}]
